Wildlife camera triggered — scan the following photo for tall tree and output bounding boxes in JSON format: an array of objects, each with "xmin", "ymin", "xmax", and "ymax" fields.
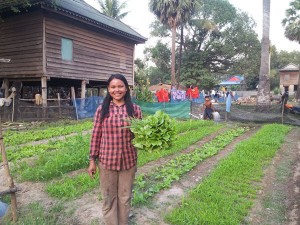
[
  {"xmin": 256, "ymin": 0, "xmax": 271, "ymax": 109},
  {"xmin": 282, "ymin": 0, "xmax": 300, "ymax": 99},
  {"xmin": 97, "ymin": 0, "xmax": 128, "ymax": 20},
  {"xmin": 149, "ymin": 0, "xmax": 197, "ymax": 86}
]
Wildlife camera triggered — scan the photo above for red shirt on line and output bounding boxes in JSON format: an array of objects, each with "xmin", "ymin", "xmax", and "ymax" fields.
[{"xmin": 89, "ymin": 102, "xmax": 142, "ymax": 171}]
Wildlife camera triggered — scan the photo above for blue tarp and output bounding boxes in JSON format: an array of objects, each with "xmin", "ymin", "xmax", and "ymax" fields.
[{"xmin": 0, "ymin": 201, "xmax": 8, "ymax": 217}]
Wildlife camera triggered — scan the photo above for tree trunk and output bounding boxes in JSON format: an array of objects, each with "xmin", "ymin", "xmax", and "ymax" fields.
[
  {"xmin": 171, "ymin": 25, "xmax": 176, "ymax": 86},
  {"xmin": 177, "ymin": 24, "xmax": 184, "ymax": 89},
  {"xmin": 256, "ymin": 0, "xmax": 271, "ymax": 111}
]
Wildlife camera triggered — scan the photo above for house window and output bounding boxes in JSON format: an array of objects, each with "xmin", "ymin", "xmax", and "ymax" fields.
[
  {"xmin": 294, "ymin": 85, "xmax": 298, "ymax": 92},
  {"xmin": 61, "ymin": 38, "xmax": 73, "ymax": 61}
]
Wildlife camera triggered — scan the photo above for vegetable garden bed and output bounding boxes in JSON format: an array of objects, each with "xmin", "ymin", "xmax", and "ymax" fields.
[{"xmin": 0, "ymin": 119, "xmax": 296, "ymax": 225}]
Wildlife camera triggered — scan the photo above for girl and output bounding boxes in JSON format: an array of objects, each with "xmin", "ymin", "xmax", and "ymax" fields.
[{"xmin": 88, "ymin": 74, "xmax": 142, "ymax": 225}]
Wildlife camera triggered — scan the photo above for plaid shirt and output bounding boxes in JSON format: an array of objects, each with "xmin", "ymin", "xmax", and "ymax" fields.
[{"xmin": 90, "ymin": 102, "xmax": 142, "ymax": 171}]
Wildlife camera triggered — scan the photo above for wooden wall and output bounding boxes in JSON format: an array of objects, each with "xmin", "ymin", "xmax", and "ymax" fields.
[
  {"xmin": 280, "ymin": 71, "xmax": 299, "ymax": 86},
  {"xmin": 45, "ymin": 15, "xmax": 135, "ymax": 85},
  {"xmin": 0, "ymin": 11, "xmax": 43, "ymax": 78}
]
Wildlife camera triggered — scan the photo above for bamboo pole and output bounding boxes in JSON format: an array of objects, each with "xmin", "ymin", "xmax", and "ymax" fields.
[
  {"xmin": 11, "ymin": 94, "xmax": 15, "ymax": 122},
  {"xmin": 71, "ymin": 87, "xmax": 78, "ymax": 120},
  {"xmin": 0, "ymin": 116, "xmax": 18, "ymax": 222},
  {"xmin": 57, "ymin": 93, "xmax": 61, "ymax": 118}
]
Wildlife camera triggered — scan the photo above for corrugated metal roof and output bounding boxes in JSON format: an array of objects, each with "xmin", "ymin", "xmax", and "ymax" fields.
[{"xmin": 1, "ymin": 0, "xmax": 147, "ymax": 43}]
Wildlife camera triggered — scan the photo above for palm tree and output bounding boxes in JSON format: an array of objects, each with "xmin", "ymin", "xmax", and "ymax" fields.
[
  {"xmin": 97, "ymin": 0, "xmax": 129, "ymax": 20},
  {"xmin": 282, "ymin": 0, "xmax": 300, "ymax": 43},
  {"xmin": 256, "ymin": 0, "xmax": 271, "ymax": 110},
  {"xmin": 282, "ymin": 0, "xmax": 300, "ymax": 99},
  {"xmin": 149, "ymin": 0, "xmax": 197, "ymax": 86}
]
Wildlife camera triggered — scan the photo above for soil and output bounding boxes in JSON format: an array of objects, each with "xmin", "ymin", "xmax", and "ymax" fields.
[{"xmin": 1, "ymin": 125, "xmax": 300, "ymax": 225}]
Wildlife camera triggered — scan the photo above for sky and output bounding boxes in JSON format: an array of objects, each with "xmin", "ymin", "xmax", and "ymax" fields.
[{"xmin": 85, "ymin": 0, "xmax": 300, "ymax": 59}]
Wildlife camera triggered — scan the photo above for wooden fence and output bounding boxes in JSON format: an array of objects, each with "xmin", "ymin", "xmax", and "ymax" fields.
[{"xmin": 0, "ymin": 100, "xmax": 76, "ymax": 122}]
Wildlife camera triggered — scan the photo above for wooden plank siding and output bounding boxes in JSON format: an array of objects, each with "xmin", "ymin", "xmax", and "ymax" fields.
[
  {"xmin": 0, "ymin": 11, "xmax": 44, "ymax": 78},
  {"xmin": 280, "ymin": 71, "xmax": 299, "ymax": 86},
  {"xmin": 45, "ymin": 16, "xmax": 135, "ymax": 85}
]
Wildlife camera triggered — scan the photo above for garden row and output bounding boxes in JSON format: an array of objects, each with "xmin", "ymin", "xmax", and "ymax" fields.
[{"xmin": 165, "ymin": 124, "xmax": 291, "ymax": 224}]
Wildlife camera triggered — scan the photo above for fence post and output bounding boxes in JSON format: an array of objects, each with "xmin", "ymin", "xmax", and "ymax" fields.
[{"xmin": 0, "ymin": 117, "xmax": 18, "ymax": 222}]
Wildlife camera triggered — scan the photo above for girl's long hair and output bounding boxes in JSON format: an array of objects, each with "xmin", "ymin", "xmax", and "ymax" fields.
[{"xmin": 100, "ymin": 74, "xmax": 134, "ymax": 122}]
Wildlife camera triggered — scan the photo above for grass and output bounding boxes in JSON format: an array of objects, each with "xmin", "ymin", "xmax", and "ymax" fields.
[
  {"xmin": 247, "ymin": 130, "xmax": 297, "ymax": 225},
  {"xmin": 3, "ymin": 119, "xmax": 93, "ymax": 147},
  {"xmin": 1, "ymin": 202, "xmax": 65, "ymax": 225},
  {"xmin": 14, "ymin": 134, "xmax": 90, "ymax": 181},
  {"xmin": 165, "ymin": 124, "xmax": 291, "ymax": 225},
  {"xmin": 46, "ymin": 172, "xmax": 100, "ymax": 199}
]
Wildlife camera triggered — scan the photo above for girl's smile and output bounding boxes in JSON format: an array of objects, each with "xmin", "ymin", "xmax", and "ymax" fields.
[{"xmin": 108, "ymin": 78, "xmax": 127, "ymax": 105}]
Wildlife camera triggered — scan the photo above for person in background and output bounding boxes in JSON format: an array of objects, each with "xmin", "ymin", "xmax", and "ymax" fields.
[
  {"xmin": 225, "ymin": 91, "xmax": 233, "ymax": 121},
  {"xmin": 203, "ymin": 95, "xmax": 215, "ymax": 120},
  {"xmin": 186, "ymin": 85, "xmax": 193, "ymax": 100},
  {"xmin": 279, "ymin": 91, "xmax": 289, "ymax": 113},
  {"xmin": 88, "ymin": 74, "xmax": 142, "ymax": 225}
]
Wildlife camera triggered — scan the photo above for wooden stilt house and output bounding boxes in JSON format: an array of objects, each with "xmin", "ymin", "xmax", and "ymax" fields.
[{"xmin": 0, "ymin": 0, "xmax": 146, "ymax": 121}]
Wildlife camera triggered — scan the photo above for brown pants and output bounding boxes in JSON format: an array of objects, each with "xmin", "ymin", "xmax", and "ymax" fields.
[{"xmin": 99, "ymin": 163, "xmax": 136, "ymax": 225}]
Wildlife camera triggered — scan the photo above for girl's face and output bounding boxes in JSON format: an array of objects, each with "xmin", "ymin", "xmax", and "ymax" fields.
[{"xmin": 108, "ymin": 78, "xmax": 127, "ymax": 104}]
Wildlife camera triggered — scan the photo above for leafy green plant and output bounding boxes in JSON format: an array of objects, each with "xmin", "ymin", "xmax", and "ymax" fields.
[{"xmin": 129, "ymin": 110, "xmax": 176, "ymax": 152}]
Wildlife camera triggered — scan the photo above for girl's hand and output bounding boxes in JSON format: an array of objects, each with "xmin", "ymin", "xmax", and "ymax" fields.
[{"xmin": 88, "ymin": 160, "xmax": 97, "ymax": 179}]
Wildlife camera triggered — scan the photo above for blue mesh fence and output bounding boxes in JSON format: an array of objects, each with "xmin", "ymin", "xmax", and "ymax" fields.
[
  {"xmin": 73, "ymin": 96, "xmax": 104, "ymax": 119},
  {"xmin": 133, "ymin": 100, "xmax": 191, "ymax": 119}
]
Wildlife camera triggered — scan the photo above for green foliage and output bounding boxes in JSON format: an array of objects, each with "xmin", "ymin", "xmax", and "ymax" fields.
[
  {"xmin": 45, "ymin": 120, "xmax": 221, "ymax": 200},
  {"xmin": 98, "ymin": 0, "xmax": 129, "ymax": 20},
  {"xmin": 15, "ymin": 135, "xmax": 90, "ymax": 181},
  {"xmin": 2, "ymin": 202, "xmax": 63, "ymax": 225},
  {"xmin": 46, "ymin": 173, "xmax": 100, "ymax": 199},
  {"xmin": 144, "ymin": 41, "xmax": 171, "ymax": 84},
  {"xmin": 273, "ymin": 87, "xmax": 280, "ymax": 95},
  {"xmin": 137, "ymin": 121, "xmax": 222, "ymax": 166},
  {"xmin": 282, "ymin": 0, "xmax": 300, "ymax": 43},
  {"xmin": 134, "ymin": 60, "xmax": 154, "ymax": 102},
  {"xmin": 165, "ymin": 124, "xmax": 291, "ymax": 224},
  {"xmin": 148, "ymin": 0, "xmax": 261, "ymax": 89},
  {"xmin": 129, "ymin": 110, "xmax": 176, "ymax": 152},
  {"xmin": 3, "ymin": 120, "xmax": 92, "ymax": 146},
  {"xmin": 132, "ymin": 127, "xmax": 248, "ymax": 206}
]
